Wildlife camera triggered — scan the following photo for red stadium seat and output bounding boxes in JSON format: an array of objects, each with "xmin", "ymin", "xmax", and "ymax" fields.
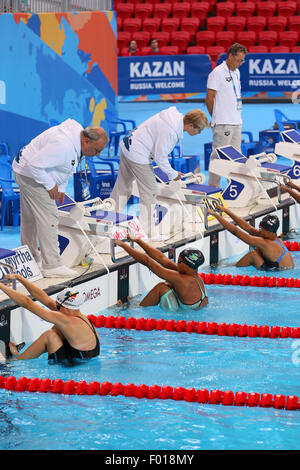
[
  {"xmin": 172, "ymin": 2, "xmax": 191, "ymax": 19},
  {"xmin": 161, "ymin": 18, "xmax": 180, "ymax": 33},
  {"xmin": 236, "ymin": 31, "xmax": 256, "ymax": 49},
  {"xmin": 143, "ymin": 18, "xmax": 161, "ymax": 33},
  {"xmin": 227, "ymin": 16, "xmax": 247, "ymax": 33},
  {"xmin": 115, "ymin": 3, "xmax": 134, "ymax": 21},
  {"xmin": 216, "ymin": 1, "xmax": 235, "ymax": 18},
  {"xmin": 235, "ymin": 2, "xmax": 256, "ymax": 17},
  {"xmin": 117, "ymin": 17, "xmax": 123, "ymax": 32},
  {"xmin": 190, "ymin": 2, "xmax": 210, "ymax": 20},
  {"xmin": 117, "ymin": 31, "xmax": 131, "ymax": 50},
  {"xmin": 206, "ymin": 46, "xmax": 226, "ymax": 62},
  {"xmin": 134, "ymin": 4, "xmax": 153, "ymax": 20},
  {"xmin": 170, "ymin": 31, "xmax": 191, "ymax": 54},
  {"xmin": 277, "ymin": 1, "xmax": 297, "ymax": 16},
  {"xmin": 215, "ymin": 31, "xmax": 235, "ymax": 49},
  {"xmin": 206, "ymin": 16, "xmax": 226, "ymax": 33},
  {"xmin": 123, "ymin": 18, "xmax": 142, "ymax": 34},
  {"xmin": 248, "ymin": 45, "xmax": 268, "ymax": 53},
  {"xmin": 258, "ymin": 30, "xmax": 278, "ymax": 48},
  {"xmin": 181, "ymin": 17, "xmax": 201, "ymax": 37},
  {"xmin": 292, "ymin": 46, "xmax": 300, "ymax": 53},
  {"xmin": 267, "ymin": 17, "xmax": 287, "ymax": 33},
  {"xmin": 132, "ymin": 31, "xmax": 151, "ymax": 49},
  {"xmin": 196, "ymin": 30, "xmax": 215, "ymax": 48},
  {"xmin": 186, "ymin": 46, "xmax": 206, "ymax": 54},
  {"xmin": 278, "ymin": 31, "xmax": 298, "ymax": 48},
  {"xmin": 143, "ymin": 0, "xmax": 161, "ymax": 4},
  {"xmin": 247, "ymin": 16, "xmax": 266, "ymax": 33},
  {"xmin": 256, "ymin": 1, "xmax": 277, "ymax": 17},
  {"xmin": 154, "ymin": 31, "xmax": 171, "ymax": 47},
  {"xmin": 153, "ymin": 3, "xmax": 172, "ymax": 20},
  {"xmin": 160, "ymin": 46, "xmax": 179, "ymax": 55},
  {"xmin": 140, "ymin": 46, "xmax": 153, "ymax": 56},
  {"xmin": 269, "ymin": 46, "xmax": 290, "ymax": 52},
  {"xmin": 289, "ymin": 17, "xmax": 300, "ymax": 33}
]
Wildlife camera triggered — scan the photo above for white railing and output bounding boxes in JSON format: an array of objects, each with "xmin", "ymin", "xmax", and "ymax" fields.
[{"xmin": 0, "ymin": 0, "xmax": 112, "ymax": 12}]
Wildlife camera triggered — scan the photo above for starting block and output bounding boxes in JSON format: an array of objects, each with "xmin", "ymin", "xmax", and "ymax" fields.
[
  {"xmin": 57, "ymin": 195, "xmax": 146, "ymax": 267},
  {"xmin": 132, "ymin": 168, "xmax": 224, "ymax": 237},
  {"xmin": 275, "ymin": 129, "xmax": 300, "ymax": 180},
  {"xmin": 210, "ymin": 145, "xmax": 291, "ymax": 208}
]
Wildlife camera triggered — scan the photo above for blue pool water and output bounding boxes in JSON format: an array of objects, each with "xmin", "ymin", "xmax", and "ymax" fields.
[{"xmin": 1, "ymin": 257, "xmax": 300, "ymax": 450}]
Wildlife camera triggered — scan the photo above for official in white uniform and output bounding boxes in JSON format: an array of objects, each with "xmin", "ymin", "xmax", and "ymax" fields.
[
  {"xmin": 13, "ymin": 119, "xmax": 108, "ymax": 278},
  {"xmin": 110, "ymin": 107, "xmax": 209, "ymax": 239},
  {"xmin": 206, "ymin": 43, "xmax": 247, "ymax": 187}
]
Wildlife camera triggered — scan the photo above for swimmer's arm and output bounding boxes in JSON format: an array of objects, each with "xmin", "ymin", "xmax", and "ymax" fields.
[
  {"xmin": 208, "ymin": 210, "xmax": 264, "ymax": 247},
  {"xmin": 205, "ymin": 89, "xmax": 216, "ymax": 116},
  {"xmin": 118, "ymin": 238, "xmax": 177, "ymax": 270},
  {"xmin": 115, "ymin": 240, "xmax": 179, "ymax": 281},
  {"xmin": 0, "ymin": 283, "xmax": 66, "ymax": 326},
  {"xmin": 281, "ymin": 184, "xmax": 300, "ymax": 203},
  {"xmin": 216, "ymin": 205, "xmax": 259, "ymax": 236},
  {"xmin": 4, "ymin": 273, "xmax": 56, "ymax": 309}
]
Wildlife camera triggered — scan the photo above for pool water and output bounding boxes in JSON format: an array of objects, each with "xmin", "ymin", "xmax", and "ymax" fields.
[{"xmin": 1, "ymin": 251, "xmax": 300, "ymax": 450}]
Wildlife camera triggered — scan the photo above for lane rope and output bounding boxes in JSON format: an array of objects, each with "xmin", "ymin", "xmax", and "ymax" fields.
[
  {"xmin": 87, "ymin": 315, "xmax": 300, "ymax": 340},
  {"xmin": 0, "ymin": 375, "xmax": 298, "ymax": 411},
  {"xmin": 199, "ymin": 272, "xmax": 300, "ymax": 288}
]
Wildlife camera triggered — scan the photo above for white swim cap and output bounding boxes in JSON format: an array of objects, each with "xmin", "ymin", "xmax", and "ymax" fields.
[{"xmin": 56, "ymin": 288, "xmax": 85, "ymax": 310}]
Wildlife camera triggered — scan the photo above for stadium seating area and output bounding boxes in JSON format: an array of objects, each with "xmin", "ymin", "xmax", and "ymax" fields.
[{"xmin": 116, "ymin": 0, "xmax": 300, "ymax": 63}]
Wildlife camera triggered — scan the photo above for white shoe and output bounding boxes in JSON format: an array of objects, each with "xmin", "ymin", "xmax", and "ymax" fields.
[{"xmin": 42, "ymin": 265, "xmax": 78, "ymax": 278}]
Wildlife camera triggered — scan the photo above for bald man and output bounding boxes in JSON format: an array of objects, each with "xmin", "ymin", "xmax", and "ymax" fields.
[{"xmin": 13, "ymin": 119, "xmax": 108, "ymax": 278}]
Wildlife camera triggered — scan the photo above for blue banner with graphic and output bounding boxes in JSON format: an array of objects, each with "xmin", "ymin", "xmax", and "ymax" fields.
[{"xmin": 118, "ymin": 54, "xmax": 211, "ymax": 95}]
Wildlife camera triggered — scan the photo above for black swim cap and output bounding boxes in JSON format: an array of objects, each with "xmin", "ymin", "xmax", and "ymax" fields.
[
  {"xmin": 178, "ymin": 249, "xmax": 204, "ymax": 270},
  {"xmin": 259, "ymin": 215, "xmax": 279, "ymax": 234}
]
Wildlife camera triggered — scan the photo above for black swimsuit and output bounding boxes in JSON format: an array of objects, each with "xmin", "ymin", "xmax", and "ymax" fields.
[{"xmin": 48, "ymin": 316, "xmax": 100, "ymax": 364}]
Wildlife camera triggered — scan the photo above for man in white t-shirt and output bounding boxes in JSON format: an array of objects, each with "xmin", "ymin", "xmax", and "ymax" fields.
[
  {"xmin": 13, "ymin": 120, "xmax": 108, "ymax": 278},
  {"xmin": 110, "ymin": 107, "xmax": 209, "ymax": 239},
  {"xmin": 205, "ymin": 43, "xmax": 247, "ymax": 187}
]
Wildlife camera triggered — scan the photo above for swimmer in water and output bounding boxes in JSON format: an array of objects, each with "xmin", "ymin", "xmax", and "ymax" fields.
[
  {"xmin": 207, "ymin": 205, "xmax": 294, "ymax": 270},
  {"xmin": 115, "ymin": 235, "xmax": 208, "ymax": 312},
  {"xmin": 0, "ymin": 274, "xmax": 100, "ymax": 363}
]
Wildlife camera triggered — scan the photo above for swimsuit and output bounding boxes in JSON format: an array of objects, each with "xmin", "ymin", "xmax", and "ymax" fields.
[
  {"xmin": 159, "ymin": 276, "xmax": 207, "ymax": 312},
  {"xmin": 260, "ymin": 239, "xmax": 290, "ymax": 270},
  {"xmin": 48, "ymin": 316, "xmax": 100, "ymax": 364}
]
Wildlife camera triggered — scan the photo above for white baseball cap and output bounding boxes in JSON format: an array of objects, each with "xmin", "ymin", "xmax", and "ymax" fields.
[{"xmin": 56, "ymin": 288, "xmax": 85, "ymax": 310}]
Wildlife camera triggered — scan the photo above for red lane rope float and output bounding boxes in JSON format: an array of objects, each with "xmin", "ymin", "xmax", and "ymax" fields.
[
  {"xmin": 87, "ymin": 315, "xmax": 300, "ymax": 340},
  {"xmin": 198, "ymin": 272, "xmax": 300, "ymax": 288},
  {"xmin": 0, "ymin": 375, "xmax": 299, "ymax": 411},
  {"xmin": 284, "ymin": 241, "xmax": 300, "ymax": 251}
]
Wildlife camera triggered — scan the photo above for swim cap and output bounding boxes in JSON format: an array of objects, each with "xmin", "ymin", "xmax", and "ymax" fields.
[
  {"xmin": 56, "ymin": 288, "xmax": 85, "ymax": 310},
  {"xmin": 178, "ymin": 249, "xmax": 205, "ymax": 270},
  {"xmin": 259, "ymin": 215, "xmax": 279, "ymax": 234}
]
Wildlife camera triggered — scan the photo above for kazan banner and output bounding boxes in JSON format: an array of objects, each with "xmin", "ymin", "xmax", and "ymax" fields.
[
  {"xmin": 118, "ymin": 54, "xmax": 211, "ymax": 95},
  {"xmin": 118, "ymin": 53, "xmax": 300, "ymax": 96}
]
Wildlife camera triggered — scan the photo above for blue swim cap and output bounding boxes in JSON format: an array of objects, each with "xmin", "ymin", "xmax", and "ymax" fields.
[{"xmin": 178, "ymin": 249, "xmax": 204, "ymax": 270}]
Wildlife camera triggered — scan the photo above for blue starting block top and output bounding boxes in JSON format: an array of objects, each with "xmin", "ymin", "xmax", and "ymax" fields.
[
  {"xmin": 154, "ymin": 167, "xmax": 221, "ymax": 195},
  {"xmin": 58, "ymin": 203, "xmax": 133, "ymax": 224},
  {"xmin": 281, "ymin": 129, "xmax": 300, "ymax": 144},
  {"xmin": 0, "ymin": 248, "xmax": 16, "ymax": 259},
  {"xmin": 185, "ymin": 183, "xmax": 221, "ymax": 195},
  {"xmin": 217, "ymin": 145, "xmax": 291, "ymax": 173},
  {"xmin": 216, "ymin": 146, "xmax": 248, "ymax": 163}
]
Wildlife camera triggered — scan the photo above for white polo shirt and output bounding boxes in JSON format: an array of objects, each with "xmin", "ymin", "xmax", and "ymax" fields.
[{"xmin": 207, "ymin": 60, "xmax": 242, "ymax": 127}]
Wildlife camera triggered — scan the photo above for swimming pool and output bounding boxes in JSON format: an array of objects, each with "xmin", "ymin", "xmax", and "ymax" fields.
[{"xmin": 1, "ymin": 247, "xmax": 300, "ymax": 451}]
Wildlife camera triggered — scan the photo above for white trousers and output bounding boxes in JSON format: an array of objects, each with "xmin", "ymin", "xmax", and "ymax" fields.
[
  {"xmin": 110, "ymin": 152, "xmax": 158, "ymax": 237},
  {"xmin": 14, "ymin": 172, "xmax": 62, "ymax": 269},
  {"xmin": 208, "ymin": 124, "xmax": 242, "ymax": 187}
]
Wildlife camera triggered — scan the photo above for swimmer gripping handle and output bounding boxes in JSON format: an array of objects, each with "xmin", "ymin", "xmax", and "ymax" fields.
[
  {"xmin": 0, "ymin": 262, "xmax": 17, "ymax": 290},
  {"xmin": 0, "ymin": 375, "xmax": 299, "ymax": 410}
]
